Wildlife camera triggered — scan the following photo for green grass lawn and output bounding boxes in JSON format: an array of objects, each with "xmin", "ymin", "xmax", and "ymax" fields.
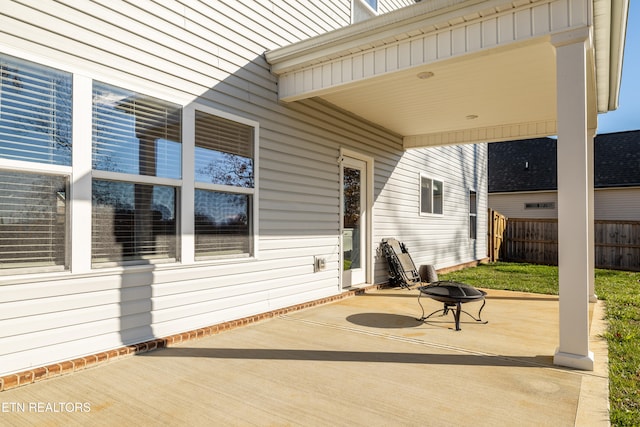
[{"xmin": 439, "ymin": 262, "xmax": 640, "ymax": 426}]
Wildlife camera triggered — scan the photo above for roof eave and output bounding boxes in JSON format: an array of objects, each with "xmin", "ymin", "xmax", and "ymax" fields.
[
  {"xmin": 594, "ymin": 0, "xmax": 629, "ymax": 113},
  {"xmin": 607, "ymin": 0, "xmax": 629, "ymax": 111},
  {"xmin": 265, "ymin": 0, "xmax": 502, "ymax": 74}
]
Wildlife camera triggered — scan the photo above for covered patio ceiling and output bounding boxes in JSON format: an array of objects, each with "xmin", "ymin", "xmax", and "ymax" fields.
[{"xmin": 265, "ymin": 0, "xmax": 627, "ymax": 148}]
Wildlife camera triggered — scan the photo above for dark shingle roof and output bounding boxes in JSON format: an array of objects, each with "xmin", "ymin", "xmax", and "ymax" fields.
[
  {"xmin": 594, "ymin": 131, "xmax": 640, "ymax": 187},
  {"xmin": 488, "ymin": 137, "xmax": 557, "ymax": 193},
  {"xmin": 488, "ymin": 130, "xmax": 640, "ymax": 192}
]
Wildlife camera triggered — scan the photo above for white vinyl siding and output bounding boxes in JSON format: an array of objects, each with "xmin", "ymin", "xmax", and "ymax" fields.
[
  {"xmin": 375, "ymin": 144, "xmax": 488, "ymax": 274},
  {"xmin": 0, "ymin": 0, "xmax": 486, "ymax": 377},
  {"xmin": 489, "ymin": 192, "xmax": 559, "ymax": 219}
]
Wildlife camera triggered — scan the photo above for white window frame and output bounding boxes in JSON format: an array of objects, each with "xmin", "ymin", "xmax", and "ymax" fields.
[
  {"xmin": 0, "ymin": 53, "xmax": 74, "ymax": 275},
  {"xmin": 182, "ymin": 104, "xmax": 259, "ymax": 263},
  {"xmin": 469, "ymin": 189, "xmax": 477, "ymax": 240},
  {"xmin": 90, "ymin": 81, "xmax": 182, "ymax": 268},
  {"xmin": 351, "ymin": 0, "xmax": 378, "ymax": 23},
  {"xmin": 419, "ymin": 173, "xmax": 444, "ymax": 216},
  {"xmin": 0, "ymin": 51, "xmax": 261, "ymax": 279}
]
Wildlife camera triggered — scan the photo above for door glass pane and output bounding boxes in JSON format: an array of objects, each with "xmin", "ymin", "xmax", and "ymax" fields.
[{"xmin": 343, "ymin": 167, "xmax": 361, "ymax": 271}]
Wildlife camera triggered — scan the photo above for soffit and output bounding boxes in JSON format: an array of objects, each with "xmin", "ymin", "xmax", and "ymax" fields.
[{"xmin": 265, "ymin": 0, "xmax": 625, "ymax": 147}]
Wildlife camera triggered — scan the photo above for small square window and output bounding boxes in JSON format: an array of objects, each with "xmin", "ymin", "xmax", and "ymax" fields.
[{"xmin": 420, "ymin": 175, "xmax": 443, "ymax": 215}]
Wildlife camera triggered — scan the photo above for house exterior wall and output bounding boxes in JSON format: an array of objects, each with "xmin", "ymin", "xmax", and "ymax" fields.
[
  {"xmin": 489, "ymin": 191, "xmax": 559, "ymax": 219},
  {"xmin": 594, "ymin": 188, "xmax": 640, "ymax": 221},
  {"xmin": 490, "ymin": 188, "xmax": 640, "ymax": 221},
  {"xmin": 0, "ymin": 0, "xmax": 484, "ymax": 376}
]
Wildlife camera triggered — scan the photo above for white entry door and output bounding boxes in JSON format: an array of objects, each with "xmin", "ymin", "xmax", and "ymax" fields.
[{"xmin": 341, "ymin": 155, "xmax": 369, "ymax": 288}]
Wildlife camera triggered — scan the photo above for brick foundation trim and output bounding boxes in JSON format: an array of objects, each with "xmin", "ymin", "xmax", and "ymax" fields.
[{"xmin": 0, "ymin": 284, "xmax": 383, "ymax": 392}]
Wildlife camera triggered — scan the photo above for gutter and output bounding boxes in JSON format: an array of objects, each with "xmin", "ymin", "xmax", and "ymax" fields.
[
  {"xmin": 607, "ymin": 0, "xmax": 629, "ymax": 111},
  {"xmin": 593, "ymin": 0, "xmax": 629, "ymax": 113}
]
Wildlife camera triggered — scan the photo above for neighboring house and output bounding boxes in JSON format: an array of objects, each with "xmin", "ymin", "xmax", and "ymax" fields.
[
  {"xmin": 0, "ymin": 0, "xmax": 628, "ymax": 377},
  {"xmin": 488, "ymin": 131, "xmax": 640, "ymax": 220}
]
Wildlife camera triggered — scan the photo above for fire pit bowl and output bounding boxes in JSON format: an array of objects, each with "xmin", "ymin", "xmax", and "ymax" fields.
[{"xmin": 417, "ymin": 281, "xmax": 487, "ymax": 331}]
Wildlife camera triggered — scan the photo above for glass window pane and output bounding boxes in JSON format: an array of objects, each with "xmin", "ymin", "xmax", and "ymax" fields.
[
  {"xmin": 194, "ymin": 110, "xmax": 253, "ymax": 187},
  {"xmin": 469, "ymin": 190, "xmax": 477, "ymax": 239},
  {"xmin": 0, "ymin": 54, "xmax": 72, "ymax": 166},
  {"xmin": 470, "ymin": 190, "xmax": 477, "ymax": 214},
  {"xmin": 92, "ymin": 82, "xmax": 181, "ymax": 178},
  {"xmin": 0, "ymin": 171, "xmax": 67, "ymax": 270},
  {"xmin": 343, "ymin": 167, "xmax": 361, "ymax": 270},
  {"xmin": 433, "ymin": 180, "xmax": 443, "ymax": 214},
  {"xmin": 420, "ymin": 177, "xmax": 432, "ymax": 214},
  {"xmin": 92, "ymin": 180, "xmax": 176, "ymax": 264},
  {"xmin": 195, "ymin": 189, "xmax": 251, "ymax": 258}
]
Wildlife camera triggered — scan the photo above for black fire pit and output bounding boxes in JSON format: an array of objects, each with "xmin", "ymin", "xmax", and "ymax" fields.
[{"xmin": 417, "ymin": 281, "xmax": 487, "ymax": 331}]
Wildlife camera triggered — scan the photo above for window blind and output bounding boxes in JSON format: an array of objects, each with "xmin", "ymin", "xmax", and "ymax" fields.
[
  {"xmin": 194, "ymin": 189, "xmax": 251, "ymax": 257},
  {"xmin": 194, "ymin": 110, "xmax": 253, "ymax": 187},
  {"xmin": 0, "ymin": 171, "xmax": 67, "ymax": 269},
  {"xmin": 0, "ymin": 54, "xmax": 72, "ymax": 166},
  {"xmin": 92, "ymin": 82, "xmax": 181, "ymax": 178},
  {"xmin": 92, "ymin": 180, "xmax": 176, "ymax": 264}
]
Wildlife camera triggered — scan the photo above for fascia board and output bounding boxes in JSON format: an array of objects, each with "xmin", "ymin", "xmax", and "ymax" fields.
[{"xmin": 265, "ymin": 0, "xmax": 520, "ymax": 74}]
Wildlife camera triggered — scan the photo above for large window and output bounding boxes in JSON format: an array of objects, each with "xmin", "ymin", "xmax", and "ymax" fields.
[
  {"xmin": 91, "ymin": 82, "xmax": 181, "ymax": 265},
  {"xmin": 420, "ymin": 174, "xmax": 443, "ymax": 215},
  {"xmin": 194, "ymin": 109, "xmax": 255, "ymax": 258},
  {"xmin": 0, "ymin": 54, "xmax": 72, "ymax": 272},
  {"xmin": 1, "ymin": 53, "xmax": 259, "ymax": 274}
]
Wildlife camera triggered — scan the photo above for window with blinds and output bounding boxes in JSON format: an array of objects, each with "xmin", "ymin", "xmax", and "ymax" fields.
[
  {"xmin": 195, "ymin": 190, "xmax": 251, "ymax": 257},
  {"xmin": 91, "ymin": 82, "xmax": 181, "ymax": 265},
  {"xmin": 194, "ymin": 109, "xmax": 255, "ymax": 259},
  {"xmin": 92, "ymin": 81, "xmax": 181, "ymax": 178},
  {"xmin": 92, "ymin": 180, "xmax": 176, "ymax": 264},
  {"xmin": 0, "ymin": 171, "xmax": 67, "ymax": 270},
  {"xmin": 194, "ymin": 111, "xmax": 253, "ymax": 187},
  {"xmin": 0, "ymin": 54, "xmax": 72, "ymax": 166}
]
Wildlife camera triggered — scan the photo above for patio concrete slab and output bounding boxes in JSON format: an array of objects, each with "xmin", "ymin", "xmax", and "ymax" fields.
[{"xmin": 0, "ymin": 288, "xmax": 609, "ymax": 426}]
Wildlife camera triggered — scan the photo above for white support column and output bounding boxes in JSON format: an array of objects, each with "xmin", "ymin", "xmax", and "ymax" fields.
[{"xmin": 552, "ymin": 28, "xmax": 594, "ymax": 371}]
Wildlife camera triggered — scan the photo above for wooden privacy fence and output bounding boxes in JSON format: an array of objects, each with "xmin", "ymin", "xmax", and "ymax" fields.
[{"xmin": 496, "ymin": 217, "xmax": 640, "ymax": 271}]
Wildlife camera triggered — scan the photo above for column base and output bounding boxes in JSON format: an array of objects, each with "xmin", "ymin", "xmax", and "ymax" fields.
[{"xmin": 554, "ymin": 349, "xmax": 594, "ymax": 371}]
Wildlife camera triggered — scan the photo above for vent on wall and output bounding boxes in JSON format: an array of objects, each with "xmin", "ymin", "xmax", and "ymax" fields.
[{"xmin": 524, "ymin": 202, "xmax": 555, "ymax": 209}]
